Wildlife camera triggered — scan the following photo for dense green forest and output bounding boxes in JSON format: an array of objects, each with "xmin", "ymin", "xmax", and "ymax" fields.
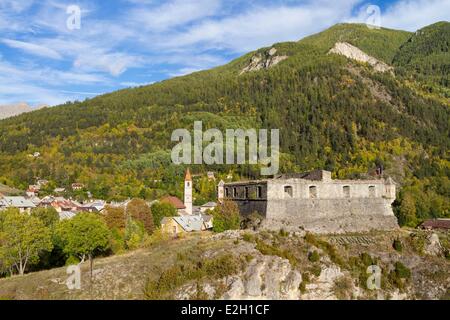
[{"xmin": 0, "ymin": 22, "xmax": 448, "ymax": 226}]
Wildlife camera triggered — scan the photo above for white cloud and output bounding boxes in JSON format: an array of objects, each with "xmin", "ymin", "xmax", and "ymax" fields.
[
  {"xmin": 127, "ymin": 0, "xmax": 222, "ymax": 31},
  {"xmin": 155, "ymin": 0, "xmax": 360, "ymax": 52},
  {"xmin": 120, "ymin": 81, "xmax": 154, "ymax": 87},
  {"xmin": 169, "ymin": 67, "xmax": 202, "ymax": 77},
  {"xmin": 73, "ymin": 51, "xmax": 142, "ymax": 76},
  {"xmin": 348, "ymin": 0, "xmax": 450, "ymax": 31},
  {"xmin": 0, "ymin": 0, "xmax": 448, "ymax": 106},
  {"xmin": 380, "ymin": 0, "xmax": 450, "ymax": 31},
  {"xmin": 2, "ymin": 38, "xmax": 63, "ymax": 59}
]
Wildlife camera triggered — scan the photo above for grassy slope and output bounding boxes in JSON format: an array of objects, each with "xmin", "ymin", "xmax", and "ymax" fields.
[{"xmin": 0, "ymin": 230, "xmax": 448, "ymax": 300}]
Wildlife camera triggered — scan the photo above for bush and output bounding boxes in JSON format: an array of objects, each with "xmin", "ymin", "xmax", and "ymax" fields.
[
  {"xmin": 211, "ymin": 200, "xmax": 240, "ymax": 233},
  {"xmin": 151, "ymin": 202, "xmax": 177, "ymax": 227},
  {"xmin": 242, "ymin": 233, "xmax": 255, "ymax": 242},
  {"xmin": 103, "ymin": 206, "xmax": 126, "ymax": 230},
  {"xmin": 393, "ymin": 238, "xmax": 403, "ymax": 252},
  {"xmin": 393, "ymin": 262, "xmax": 411, "ymax": 279},
  {"xmin": 333, "ymin": 277, "xmax": 354, "ymax": 300},
  {"xmin": 126, "ymin": 199, "xmax": 154, "ymax": 234},
  {"xmin": 255, "ymin": 239, "xmax": 297, "ymax": 266},
  {"xmin": 279, "ymin": 229, "xmax": 289, "ymax": 237},
  {"xmin": 308, "ymin": 250, "xmax": 320, "ymax": 263},
  {"xmin": 388, "ymin": 261, "xmax": 411, "ymax": 290},
  {"xmin": 144, "ymin": 253, "xmax": 239, "ymax": 299},
  {"xmin": 124, "ymin": 218, "xmax": 147, "ymax": 250},
  {"xmin": 65, "ymin": 255, "xmax": 80, "ymax": 266}
]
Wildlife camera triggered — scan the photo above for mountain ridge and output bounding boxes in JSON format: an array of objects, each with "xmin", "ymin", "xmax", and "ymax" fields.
[{"xmin": 0, "ymin": 22, "xmax": 448, "ymax": 226}]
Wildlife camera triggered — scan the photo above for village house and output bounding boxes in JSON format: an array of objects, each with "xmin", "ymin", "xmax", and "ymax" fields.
[
  {"xmin": 419, "ymin": 219, "xmax": 450, "ymax": 231},
  {"xmin": 37, "ymin": 179, "xmax": 49, "ymax": 187},
  {"xmin": 39, "ymin": 196, "xmax": 80, "ymax": 213},
  {"xmin": 27, "ymin": 185, "xmax": 40, "ymax": 197},
  {"xmin": 199, "ymin": 202, "xmax": 217, "ymax": 213},
  {"xmin": 79, "ymin": 200, "xmax": 106, "ymax": 213},
  {"xmin": 58, "ymin": 211, "xmax": 77, "ymax": 220},
  {"xmin": 161, "ymin": 195, "xmax": 187, "ymax": 215},
  {"xmin": 160, "ymin": 169, "xmax": 214, "ymax": 235},
  {"xmin": 160, "ymin": 215, "xmax": 213, "ymax": 236},
  {"xmin": 71, "ymin": 183, "xmax": 85, "ymax": 191},
  {"xmin": 0, "ymin": 196, "xmax": 36, "ymax": 213},
  {"xmin": 54, "ymin": 187, "xmax": 66, "ymax": 194}
]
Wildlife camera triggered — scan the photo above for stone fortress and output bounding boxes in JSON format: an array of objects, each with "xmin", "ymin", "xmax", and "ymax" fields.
[{"xmin": 218, "ymin": 170, "xmax": 399, "ymax": 234}]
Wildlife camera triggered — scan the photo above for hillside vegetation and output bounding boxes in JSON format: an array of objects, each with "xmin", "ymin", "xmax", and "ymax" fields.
[
  {"xmin": 0, "ymin": 230, "xmax": 448, "ymax": 300},
  {"xmin": 0, "ymin": 22, "xmax": 449, "ymax": 225}
]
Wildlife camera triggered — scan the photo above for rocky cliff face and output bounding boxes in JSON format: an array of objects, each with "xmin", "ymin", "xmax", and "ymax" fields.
[
  {"xmin": 1, "ymin": 229, "xmax": 448, "ymax": 300},
  {"xmin": 240, "ymin": 47, "xmax": 288, "ymax": 75},
  {"xmin": 174, "ymin": 230, "xmax": 449, "ymax": 300},
  {"xmin": 329, "ymin": 42, "xmax": 393, "ymax": 73}
]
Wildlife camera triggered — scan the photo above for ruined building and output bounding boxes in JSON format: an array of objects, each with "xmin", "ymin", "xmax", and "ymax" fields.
[{"xmin": 218, "ymin": 170, "xmax": 399, "ymax": 234}]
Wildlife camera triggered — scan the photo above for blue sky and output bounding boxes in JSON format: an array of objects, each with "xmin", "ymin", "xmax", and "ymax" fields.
[{"xmin": 0, "ymin": 0, "xmax": 448, "ymax": 106}]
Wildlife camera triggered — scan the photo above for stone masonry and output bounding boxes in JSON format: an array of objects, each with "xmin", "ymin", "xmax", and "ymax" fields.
[{"xmin": 218, "ymin": 170, "xmax": 399, "ymax": 234}]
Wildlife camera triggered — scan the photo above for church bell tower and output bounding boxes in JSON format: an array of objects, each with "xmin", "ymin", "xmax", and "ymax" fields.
[{"xmin": 184, "ymin": 168, "xmax": 193, "ymax": 215}]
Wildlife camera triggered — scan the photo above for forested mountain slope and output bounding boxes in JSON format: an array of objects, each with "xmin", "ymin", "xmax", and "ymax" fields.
[{"xmin": 0, "ymin": 23, "xmax": 448, "ymax": 225}]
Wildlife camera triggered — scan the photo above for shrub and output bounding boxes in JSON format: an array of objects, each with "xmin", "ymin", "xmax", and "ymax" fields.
[
  {"xmin": 304, "ymin": 233, "xmax": 344, "ymax": 266},
  {"xmin": 393, "ymin": 262, "xmax": 411, "ymax": 279},
  {"xmin": 103, "ymin": 206, "xmax": 126, "ymax": 230},
  {"xmin": 388, "ymin": 261, "xmax": 411, "ymax": 290},
  {"xmin": 65, "ymin": 255, "xmax": 80, "ymax": 266},
  {"xmin": 393, "ymin": 238, "xmax": 403, "ymax": 252},
  {"xmin": 151, "ymin": 202, "xmax": 177, "ymax": 227},
  {"xmin": 242, "ymin": 233, "xmax": 255, "ymax": 243},
  {"xmin": 144, "ymin": 253, "xmax": 239, "ymax": 300},
  {"xmin": 255, "ymin": 239, "xmax": 297, "ymax": 266},
  {"xmin": 124, "ymin": 218, "xmax": 147, "ymax": 250},
  {"xmin": 211, "ymin": 200, "xmax": 240, "ymax": 233},
  {"xmin": 333, "ymin": 277, "xmax": 354, "ymax": 300},
  {"xmin": 126, "ymin": 199, "xmax": 154, "ymax": 234},
  {"xmin": 308, "ymin": 250, "xmax": 320, "ymax": 263},
  {"xmin": 299, "ymin": 272, "xmax": 311, "ymax": 294}
]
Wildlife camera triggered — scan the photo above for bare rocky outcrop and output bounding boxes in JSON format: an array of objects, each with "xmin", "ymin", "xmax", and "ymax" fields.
[
  {"xmin": 222, "ymin": 255, "xmax": 302, "ymax": 300},
  {"xmin": 329, "ymin": 42, "xmax": 393, "ymax": 73},
  {"xmin": 302, "ymin": 266, "xmax": 346, "ymax": 300},
  {"xmin": 240, "ymin": 47, "xmax": 288, "ymax": 75},
  {"xmin": 424, "ymin": 233, "xmax": 443, "ymax": 256}
]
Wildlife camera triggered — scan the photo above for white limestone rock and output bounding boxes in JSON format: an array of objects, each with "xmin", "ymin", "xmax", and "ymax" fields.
[
  {"xmin": 424, "ymin": 233, "xmax": 443, "ymax": 256},
  {"xmin": 240, "ymin": 47, "xmax": 288, "ymax": 75},
  {"xmin": 328, "ymin": 42, "xmax": 393, "ymax": 73}
]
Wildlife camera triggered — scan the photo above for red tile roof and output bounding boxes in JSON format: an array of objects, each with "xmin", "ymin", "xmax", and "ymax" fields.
[{"xmin": 161, "ymin": 196, "xmax": 185, "ymax": 210}]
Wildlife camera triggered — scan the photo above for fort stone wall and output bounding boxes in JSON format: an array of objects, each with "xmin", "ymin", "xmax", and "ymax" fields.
[{"xmin": 219, "ymin": 170, "xmax": 399, "ymax": 234}]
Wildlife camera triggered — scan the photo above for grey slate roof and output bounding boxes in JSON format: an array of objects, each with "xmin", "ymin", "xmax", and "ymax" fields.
[
  {"xmin": 173, "ymin": 216, "xmax": 204, "ymax": 232},
  {"xmin": 2, "ymin": 196, "xmax": 36, "ymax": 208}
]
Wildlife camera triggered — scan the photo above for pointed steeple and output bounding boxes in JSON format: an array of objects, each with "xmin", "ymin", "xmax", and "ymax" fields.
[
  {"xmin": 185, "ymin": 168, "xmax": 192, "ymax": 181},
  {"xmin": 184, "ymin": 168, "xmax": 193, "ymax": 215}
]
